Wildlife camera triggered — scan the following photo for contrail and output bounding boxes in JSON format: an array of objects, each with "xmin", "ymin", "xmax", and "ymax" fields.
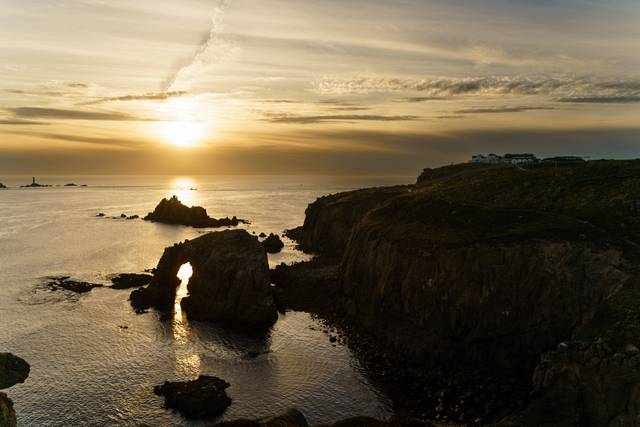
[{"xmin": 164, "ymin": 0, "xmax": 230, "ymax": 92}]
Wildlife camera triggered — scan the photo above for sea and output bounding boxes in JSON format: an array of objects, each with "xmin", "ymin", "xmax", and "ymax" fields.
[{"xmin": 0, "ymin": 175, "xmax": 411, "ymax": 427}]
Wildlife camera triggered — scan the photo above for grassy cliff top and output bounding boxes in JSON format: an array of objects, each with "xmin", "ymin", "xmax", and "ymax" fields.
[{"xmin": 358, "ymin": 160, "xmax": 640, "ymax": 249}]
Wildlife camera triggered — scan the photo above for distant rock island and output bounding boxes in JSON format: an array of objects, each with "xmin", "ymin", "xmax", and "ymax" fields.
[
  {"xmin": 21, "ymin": 177, "xmax": 50, "ymax": 188},
  {"xmin": 0, "ymin": 183, "xmax": 6, "ymax": 189},
  {"xmin": 143, "ymin": 195, "xmax": 247, "ymax": 228}
]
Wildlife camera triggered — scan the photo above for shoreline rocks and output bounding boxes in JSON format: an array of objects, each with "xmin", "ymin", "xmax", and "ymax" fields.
[
  {"xmin": 154, "ymin": 375, "xmax": 231, "ymax": 418},
  {"xmin": 144, "ymin": 195, "xmax": 247, "ymax": 228},
  {"xmin": 261, "ymin": 233, "xmax": 284, "ymax": 254},
  {"xmin": 1, "ymin": 353, "xmax": 29, "ymax": 427},
  {"xmin": 0, "ymin": 354, "xmax": 29, "ymax": 390},
  {"xmin": 110, "ymin": 273, "xmax": 153, "ymax": 290}
]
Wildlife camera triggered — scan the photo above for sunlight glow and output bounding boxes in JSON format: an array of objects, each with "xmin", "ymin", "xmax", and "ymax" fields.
[
  {"xmin": 175, "ymin": 262, "xmax": 193, "ymax": 314},
  {"xmin": 156, "ymin": 98, "xmax": 212, "ymax": 148}
]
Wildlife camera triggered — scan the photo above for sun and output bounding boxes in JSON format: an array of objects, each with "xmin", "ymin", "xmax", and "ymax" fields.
[
  {"xmin": 155, "ymin": 98, "xmax": 212, "ymax": 148},
  {"xmin": 159, "ymin": 120, "xmax": 206, "ymax": 148}
]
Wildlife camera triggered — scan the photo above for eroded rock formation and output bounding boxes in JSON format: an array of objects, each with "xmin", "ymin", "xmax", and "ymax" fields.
[
  {"xmin": 144, "ymin": 195, "xmax": 247, "ymax": 228},
  {"xmin": 110, "ymin": 273, "xmax": 153, "ymax": 289},
  {"xmin": 131, "ymin": 230, "xmax": 277, "ymax": 330}
]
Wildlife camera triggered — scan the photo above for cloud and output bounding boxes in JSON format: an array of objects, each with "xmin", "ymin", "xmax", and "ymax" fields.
[
  {"xmin": 83, "ymin": 91, "xmax": 188, "ymax": 105},
  {"xmin": 396, "ymin": 97, "xmax": 449, "ymax": 103},
  {"xmin": 6, "ymin": 130, "xmax": 147, "ymax": 147},
  {"xmin": 262, "ymin": 113, "xmax": 420, "ymax": 124},
  {"xmin": 557, "ymin": 96, "xmax": 640, "ymax": 104},
  {"xmin": 454, "ymin": 106, "xmax": 554, "ymax": 114},
  {"xmin": 9, "ymin": 107, "xmax": 154, "ymax": 121},
  {"xmin": 0, "ymin": 119, "xmax": 49, "ymax": 125},
  {"xmin": 164, "ymin": 0, "xmax": 233, "ymax": 91},
  {"xmin": 313, "ymin": 75, "xmax": 640, "ymax": 99}
]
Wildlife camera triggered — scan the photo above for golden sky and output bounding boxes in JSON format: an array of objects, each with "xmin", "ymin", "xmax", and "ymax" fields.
[{"xmin": 1, "ymin": 0, "xmax": 639, "ymax": 175}]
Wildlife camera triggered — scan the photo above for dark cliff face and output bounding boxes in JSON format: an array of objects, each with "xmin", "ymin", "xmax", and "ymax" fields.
[
  {"xmin": 291, "ymin": 161, "xmax": 640, "ymax": 372},
  {"xmin": 291, "ymin": 186, "xmax": 410, "ymax": 256}
]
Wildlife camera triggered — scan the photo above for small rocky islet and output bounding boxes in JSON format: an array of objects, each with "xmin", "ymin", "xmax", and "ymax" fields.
[
  {"xmin": 143, "ymin": 195, "xmax": 248, "ymax": 228},
  {"xmin": 15, "ymin": 159, "xmax": 640, "ymax": 426}
]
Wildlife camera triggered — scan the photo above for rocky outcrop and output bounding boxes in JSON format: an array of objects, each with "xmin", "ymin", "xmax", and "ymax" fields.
[
  {"xmin": 131, "ymin": 230, "xmax": 278, "ymax": 331},
  {"xmin": 261, "ymin": 233, "xmax": 284, "ymax": 253},
  {"xmin": 154, "ymin": 375, "xmax": 231, "ymax": 418},
  {"xmin": 0, "ymin": 394, "xmax": 16, "ymax": 427},
  {"xmin": 0, "ymin": 353, "xmax": 29, "ymax": 427},
  {"xmin": 271, "ymin": 258, "xmax": 340, "ymax": 313},
  {"xmin": 286, "ymin": 186, "xmax": 409, "ymax": 256},
  {"xmin": 110, "ymin": 273, "xmax": 153, "ymax": 289},
  {"xmin": 0, "ymin": 183, "xmax": 6, "ymax": 189},
  {"xmin": 144, "ymin": 195, "xmax": 247, "ymax": 228},
  {"xmin": 0, "ymin": 354, "xmax": 29, "ymax": 390},
  {"xmin": 46, "ymin": 276, "xmax": 103, "ymax": 293}
]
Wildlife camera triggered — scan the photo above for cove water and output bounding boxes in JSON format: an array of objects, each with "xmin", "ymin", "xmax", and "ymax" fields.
[{"xmin": 0, "ymin": 175, "xmax": 410, "ymax": 427}]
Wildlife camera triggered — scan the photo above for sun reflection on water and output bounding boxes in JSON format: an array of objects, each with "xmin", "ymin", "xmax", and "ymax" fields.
[
  {"xmin": 170, "ymin": 177, "xmax": 198, "ymax": 207},
  {"xmin": 175, "ymin": 262, "xmax": 193, "ymax": 314}
]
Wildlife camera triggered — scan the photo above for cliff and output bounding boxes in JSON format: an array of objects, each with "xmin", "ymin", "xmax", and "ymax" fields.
[{"xmin": 286, "ymin": 160, "xmax": 640, "ymax": 421}]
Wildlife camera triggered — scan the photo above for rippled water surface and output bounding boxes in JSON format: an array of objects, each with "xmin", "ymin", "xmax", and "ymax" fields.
[{"xmin": 0, "ymin": 175, "xmax": 410, "ymax": 426}]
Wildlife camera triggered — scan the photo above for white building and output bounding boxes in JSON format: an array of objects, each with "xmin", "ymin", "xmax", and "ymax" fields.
[
  {"xmin": 503, "ymin": 153, "xmax": 538, "ymax": 164},
  {"xmin": 471, "ymin": 153, "xmax": 503, "ymax": 164}
]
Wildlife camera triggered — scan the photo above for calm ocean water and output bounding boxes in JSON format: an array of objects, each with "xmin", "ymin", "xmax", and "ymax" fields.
[{"xmin": 0, "ymin": 175, "xmax": 411, "ymax": 427}]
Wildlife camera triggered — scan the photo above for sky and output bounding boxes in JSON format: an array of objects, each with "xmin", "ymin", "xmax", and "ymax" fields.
[{"xmin": 1, "ymin": 0, "xmax": 639, "ymax": 175}]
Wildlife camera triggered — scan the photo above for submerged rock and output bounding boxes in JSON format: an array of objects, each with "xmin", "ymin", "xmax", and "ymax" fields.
[
  {"xmin": 110, "ymin": 273, "xmax": 153, "ymax": 290},
  {"xmin": 144, "ymin": 195, "xmax": 247, "ymax": 228},
  {"xmin": 46, "ymin": 277, "xmax": 103, "ymax": 293},
  {"xmin": 261, "ymin": 233, "xmax": 284, "ymax": 254},
  {"xmin": 153, "ymin": 375, "xmax": 231, "ymax": 418},
  {"xmin": 131, "ymin": 230, "xmax": 277, "ymax": 331},
  {"xmin": 0, "ymin": 353, "xmax": 30, "ymax": 390}
]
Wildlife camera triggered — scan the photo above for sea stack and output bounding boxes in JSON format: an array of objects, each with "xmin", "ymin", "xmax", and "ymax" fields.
[
  {"xmin": 143, "ymin": 195, "xmax": 247, "ymax": 228},
  {"xmin": 131, "ymin": 230, "xmax": 277, "ymax": 331}
]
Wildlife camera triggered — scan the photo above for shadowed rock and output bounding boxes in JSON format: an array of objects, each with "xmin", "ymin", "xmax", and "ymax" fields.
[
  {"xmin": 110, "ymin": 273, "xmax": 153, "ymax": 290},
  {"xmin": 144, "ymin": 195, "xmax": 247, "ymax": 228},
  {"xmin": 130, "ymin": 230, "xmax": 277, "ymax": 331},
  {"xmin": 261, "ymin": 233, "xmax": 284, "ymax": 254},
  {"xmin": 0, "ymin": 393, "xmax": 16, "ymax": 427},
  {"xmin": 46, "ymin": 276, "xmax": 103, "ymax": 293},
  {"xmin": 213, "ymin": 409, "xmax": 432, "ymax": 426},
  {"xmin": 153, "ymin": 375, "xmax": 231, "ymax": 418},
  {"xmin": 0, "ymin": 354, "xmax": 29, "ymax": 390}
]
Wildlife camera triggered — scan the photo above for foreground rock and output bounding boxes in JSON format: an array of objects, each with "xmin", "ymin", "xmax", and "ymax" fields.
[
  {"xmin": 110, "ymin": 273, "xmax": 153, "ymax": 289},
  {"xmin": 213, "ymin": 409, "xmax": 432, "ymax": 426},
  {"xmin": 0, "ymin": 353, "xmax": 29, "ymax": 427},
  {"xmin": 0, "ymin": 354, "xmax": 29, "ymax": 390},
  {"xmin": 131, "ymin": 230, "xmax": 277, "ymax": 331},
  {"xmin": 46, "ymin": 276, "xmax": 103, "ymax": 293},
  {"xmin": 144, "ymin": 195, "xmax": 247, "ymax": 228},
  {"xmin": 261, "ymin": 233, "xmax": 284, "ymax": 253},
  {"xmin": 154, "ymin": 375, "xmax": 231, "ymax": 418}
]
